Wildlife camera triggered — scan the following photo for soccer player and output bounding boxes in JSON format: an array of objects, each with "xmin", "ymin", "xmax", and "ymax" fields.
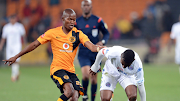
[
  {"xmin": 3, "ymin": 9, "xmax": 104, "ymax": 101},
  {"xmin": 90, "ymin": 46, "xmax": 146, "ymax": 101},
  {"xmin": 0, "ymin": 14, "xmax": 26, "ymax": 82},
  {"xmin": 75, "ymin": 0, "xmax": 110, "ymax": 100},
  {"xmin": 169, "ymin": 14, "xmax": 180, "ymax": 73}
]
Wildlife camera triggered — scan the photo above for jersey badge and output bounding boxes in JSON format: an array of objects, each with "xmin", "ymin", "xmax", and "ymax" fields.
[
  {"xmin": 63, "ymin": 43, "xmax": 69, "ymax": 49},
  {"xmin": 63, "ymin": 75, "xmax": 69, "ymax": 79},
  {"xmin": 128, "ymin": 66, "xmax": 134, "ymax": 70},
  {"xmin": 69, "ymin": 36, "xmax": 76, "ymax": 43},
  {"xmin": 92, "ymin": 29, "xmax": 98, "ymax": 37},
  {"xmin": 106, "ymin": 82, "xmax": 111, "ymax": 87}
]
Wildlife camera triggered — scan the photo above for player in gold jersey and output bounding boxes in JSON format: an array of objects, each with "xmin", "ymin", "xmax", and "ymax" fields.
[{"xmin": 3, "ymin": 9, "xmax": 104, "ymax": 101}]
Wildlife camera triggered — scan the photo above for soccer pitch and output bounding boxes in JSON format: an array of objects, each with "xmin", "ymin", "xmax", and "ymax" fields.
[{"xmin": 0, "ymin": 63, "xmax": 180, "ymax": 101}]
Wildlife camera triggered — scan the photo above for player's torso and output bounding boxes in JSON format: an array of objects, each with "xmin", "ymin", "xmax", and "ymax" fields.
[
  {"xmin": 50, "ymin": 27, "xmax": 81, "ymax": 59},
  {"xmin": 4, "ymin": 23, "xmax": 23, "ymax": 48}
]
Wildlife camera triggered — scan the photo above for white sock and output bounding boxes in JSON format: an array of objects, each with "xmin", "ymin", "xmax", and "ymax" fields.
[{"xmin": 11, "ymin": 63, "xmax": 19, "ymax": 78}]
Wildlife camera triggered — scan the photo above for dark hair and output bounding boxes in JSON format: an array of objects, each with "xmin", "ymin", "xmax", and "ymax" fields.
[
  {"xmin": 9, "ymin": 14, "xmax": 17, "ymax": 19},
  {"xmin": 123, "ymin": 49, "xmax": 135, "ymax": 67}
]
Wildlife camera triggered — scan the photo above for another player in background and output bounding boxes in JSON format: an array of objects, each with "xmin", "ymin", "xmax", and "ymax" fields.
[
  {"xmin": 3, "ymin": 9, "xmax": 105, "ymax": 101},
  {"xmin": 169, "ymin": 14, "xmax": 180, "ymax": 73},
  {"xmin": 75, "ymin": 0, "xmax": 110, "ymax": 101},
  {"xmin": 0, "ymin": 14, "xmax": 26, "ymax": 82},
  {"xmin": 90, "ymin": 46, "xmax": 146, "ymax": 101}
]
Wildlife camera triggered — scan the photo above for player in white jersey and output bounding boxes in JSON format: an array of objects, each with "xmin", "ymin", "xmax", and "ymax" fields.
[
  {"xmin": 169, "ymin": 15, "xmax": 180, "ymax": 72},
  {"xmin": 0, "ymin": 14, "xmax": 26, "ymax": 82},
  {"xmin": 90, "ymin": 46, "xmax": 146, "ymax": 101}
]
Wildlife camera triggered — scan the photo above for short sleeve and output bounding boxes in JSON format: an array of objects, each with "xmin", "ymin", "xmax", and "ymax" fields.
[
  {"xmin": 79, "ymin": 31, "xmax": 90, "ymax": 46},
  {"xmin": 37, "ymin": 29, "xmax": 52, "ymax": 44},
  {"xmin": 170, "ymin": 24, "xmax": 178, "ymax": 39},
  {"xmin": 19, "ymin": 24, "xmax": 26, "ymax": 36}
]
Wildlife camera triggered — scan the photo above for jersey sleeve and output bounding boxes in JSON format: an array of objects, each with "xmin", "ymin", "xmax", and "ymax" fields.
[
  {"xmin": 37, "ymin": 29, "xmax": 52, "ymax": 44},
  {"xmin": 98, "ymin": 18, "xmax": 110, "ymax": 44},
  {"xmin": 79, "ymin": 31, "xmax": 90, "ymax": 46},
  {"xmin": 19, "ymin": 24, "xmax": 26, "ymax": 36}
]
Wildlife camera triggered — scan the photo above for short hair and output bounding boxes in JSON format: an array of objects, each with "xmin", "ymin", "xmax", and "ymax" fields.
[
  {"xmin": 123, "ymin": 49, "xmax": 135, "ymax": 67},
  {"xmin": 81, "ymin": 0, "xmax": 92, "ymax": 5},
  {"xmin": 9, "ymin": 14, "xmax": 17, "ymax": 19}
]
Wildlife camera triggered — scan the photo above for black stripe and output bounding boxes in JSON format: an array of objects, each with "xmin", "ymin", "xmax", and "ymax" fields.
[{"xmin": 72, "ymin": 31, "xmax": 80, "ymax": 51}]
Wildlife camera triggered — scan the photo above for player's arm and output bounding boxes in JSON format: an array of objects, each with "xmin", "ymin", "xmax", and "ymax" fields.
[
  {"xmin": 3, "ymin": 40, "xmax": 41, "ymax": 66},
  {"xmin": 135, "ymin": 68, "xmax": 146, "ymax": 101},
  {"xmin": 84, "ymin": 41, "xmax": 105, "ymax": 52},
  {"xmin": 90, "ymin": 48, "xmax": 106, "ymax": 75},
  {"xmin": 0, "ymin": 38, "xmax": 5, "ymax": 51}
]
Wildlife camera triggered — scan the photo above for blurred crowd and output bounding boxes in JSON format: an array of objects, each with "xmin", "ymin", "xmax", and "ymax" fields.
[{"xmin": 0, "ymin": 0, "xmax": 177, "ymax": 64}]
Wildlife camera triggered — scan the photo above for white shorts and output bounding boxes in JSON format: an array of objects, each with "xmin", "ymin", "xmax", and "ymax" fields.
[{"xmin": 100, "ymin": 73, "xmax": 137, "ymax": 92}]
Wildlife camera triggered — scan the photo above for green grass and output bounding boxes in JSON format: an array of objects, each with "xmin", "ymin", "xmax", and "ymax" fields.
[{"xmin": 0, "ymin": 63, "xmax": 180, "ymax": 101}]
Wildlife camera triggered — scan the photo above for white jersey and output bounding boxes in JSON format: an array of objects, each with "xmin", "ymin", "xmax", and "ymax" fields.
[
  {"xmin": 170, "ymin": 22, "xmax": 180, "ymax": 64},
  {"xmin": 2, "ymin": 22, "xmax": 25, "ymax": 60},
  {"xmin": 91, "ymin": 46, "xmax": 144, "ymax": 85}
]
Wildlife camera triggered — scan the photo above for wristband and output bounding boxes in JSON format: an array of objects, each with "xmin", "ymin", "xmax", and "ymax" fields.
[{"xmin": 97, "ymin": 46, "xmax": 100, "ymax": 52}]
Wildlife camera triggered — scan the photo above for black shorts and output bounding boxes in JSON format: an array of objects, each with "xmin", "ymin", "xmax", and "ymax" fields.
[{"xmin": 51, "ymin": 69, "xmax": 84, "ymax": 95}]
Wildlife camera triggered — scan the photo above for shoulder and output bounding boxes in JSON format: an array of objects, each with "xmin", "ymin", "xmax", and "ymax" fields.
[
  {"xmin": 72, "ymin": 27, "xmax": 83, "ymax": 33},
  {"xmin": 173, "ymin": 22, "xmax": 180, "ymax": 27},
  {"xmin": 92, "ymin": 15, "xmax": 103, "ymax": 23}
]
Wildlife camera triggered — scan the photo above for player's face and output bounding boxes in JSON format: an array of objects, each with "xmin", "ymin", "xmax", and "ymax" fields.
[
  {"xmin": 81, "ymin": 1, "xmax": 92, "ymax": 15},
  {"xmin": 9, "ymin": 17, "xmax": 17, "ymax": 24},
  {"xmin": 63, "ymin": 14, "xmax": 76, "ymax": 31},
  {"xmin": 120, "ymin": 54, "xmax": 131, "ymax": 68}
]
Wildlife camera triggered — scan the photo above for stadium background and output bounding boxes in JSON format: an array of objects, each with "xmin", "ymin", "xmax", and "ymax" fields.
[{"xmin": 0, "ymin": 0, "xmax": 180, "ymax": 101}]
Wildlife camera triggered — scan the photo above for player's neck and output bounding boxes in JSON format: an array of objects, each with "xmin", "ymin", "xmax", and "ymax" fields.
[
  {"xmin": 62, "ymin": 26, "xmax": 71, "ymax": 35},
  {"xmin": 83, "ymin": 13, "xmax": 91, "ymax": 19}
]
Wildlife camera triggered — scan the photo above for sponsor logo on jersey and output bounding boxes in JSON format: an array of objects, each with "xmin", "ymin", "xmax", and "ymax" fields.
[
  {"xmin": 105, "ymin": 49, "xmax": 109, "ymax": 54},
  {"xmin": 63, "ymin": 75, "xmax": 69, "ymax": 79},
  {"xmin": 41, "ymin": 34, "xmax": 45, "ymax": 38},
  {"xmin": 106, "ymin": 82, "xmax": 111, "ymax": 87},
  {"xmin": 63, "ymin": 43, "xmax": 69, "ymax": 49},
  {"xmin": 69, "ymin": 36, "xmax": 76, "ymax": 43}
]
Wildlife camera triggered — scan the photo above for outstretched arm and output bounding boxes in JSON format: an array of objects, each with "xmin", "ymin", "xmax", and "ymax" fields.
[
  {"xmin": 84, "ymin": 41, "xmax": 105, "ymax": 52},
  {"xmin": 90, "ymin": 48, "xmax": 106, "ymax": 75},
  {"xmin": 3, "ymin": 40, "xmax": 41, "ymax": 66}
]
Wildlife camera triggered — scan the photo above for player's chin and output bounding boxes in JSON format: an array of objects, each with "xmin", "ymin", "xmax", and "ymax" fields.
[{"xmin": 69, "ymin": 25, "xmax": 74, "ymax": 29}]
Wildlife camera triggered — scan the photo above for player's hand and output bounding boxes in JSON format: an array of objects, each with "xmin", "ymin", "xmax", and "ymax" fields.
[
  {"xmin": 89, "ymin": 69, "xmax": 97, "ymax": 75},
  {"xmin": 99, "ymin": 45, "xmax": 106, "ymax": 50},
  {"xmin": 3, "ymin": 57, "xmax": 17, "ymax": 66}
]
